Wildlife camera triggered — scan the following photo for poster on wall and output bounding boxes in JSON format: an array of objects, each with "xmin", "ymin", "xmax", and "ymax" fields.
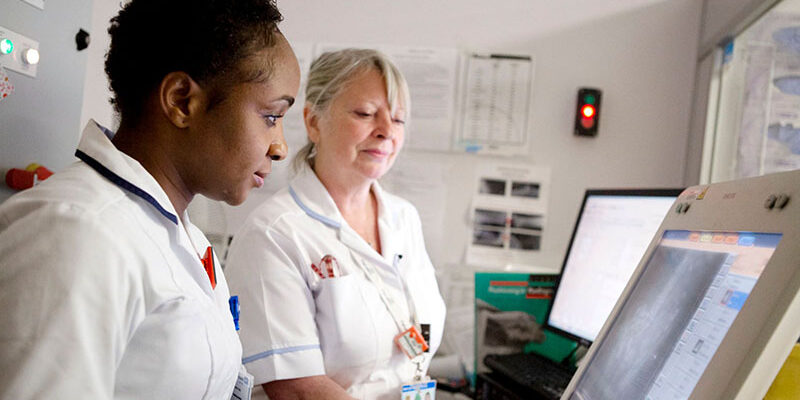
[
  {"xmin": 455, "ymin": 53, "xmax": 534, "ymax": 156},
  {"xmin": 465, "ymin": 162, "xmax": 549, "ymax": 269},
  {"xmin": 731, "ymin": 11, "xmax": 800, "ymax": 177}
]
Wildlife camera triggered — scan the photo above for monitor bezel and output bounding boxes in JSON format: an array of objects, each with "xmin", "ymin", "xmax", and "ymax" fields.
[
  {"xmin": 544, "ymin": 188, "xmax": 684, "ymax": 347},
  {"xmin": 562, "ymin": 171, "xmax": 800, "ymax": 400}
]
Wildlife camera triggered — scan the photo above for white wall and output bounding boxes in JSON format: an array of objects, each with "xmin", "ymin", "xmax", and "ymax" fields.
[
  {"xmin": 79, "ymin": 0, "xmax": 118, "ymax": 132},
  {"xmin": 277, "ymin": 0, "xmax": 703, "ymax": 271},
  {"xmin": 78, "ymin": 0, "xmax": 703, "ymax": 272}
]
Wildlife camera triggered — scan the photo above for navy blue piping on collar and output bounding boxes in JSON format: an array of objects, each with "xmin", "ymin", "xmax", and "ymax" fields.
[
  {"xmin": 289, "ymin": 186, "xmax": 341, "ymax": 229},
  {"xmin": 75, "ymin": 149, "xmax": 178, "ymax": 225}
]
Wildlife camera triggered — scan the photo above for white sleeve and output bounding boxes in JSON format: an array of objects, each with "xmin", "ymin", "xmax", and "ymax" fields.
[
  {"xmin": 224, "ymin": 220, "xmax": 325, "ymax": 385},
  {"xmin": 0, "ymin": 208, "xmax": 139, "ymax": 399}
]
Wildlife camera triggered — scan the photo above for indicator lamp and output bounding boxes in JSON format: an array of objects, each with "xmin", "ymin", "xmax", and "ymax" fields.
[
  {"xmin": 22, "ymin": 48, "xmax": 39, "ymax": 65},
  {"xmin": 574, "ymin": 88, "xmax": 602, "ymax": 137},
  {"xmin": 0, "ymin": 38, "xmax": 13, "ymax": 55},
  {"xmin": 582, "ymin": 105, "xmax": 595, "ymax": 118}
]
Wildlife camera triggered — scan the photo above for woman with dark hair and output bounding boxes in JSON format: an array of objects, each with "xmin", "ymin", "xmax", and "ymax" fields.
[{"xmin": 0, "ymin": 0, "xmax": 300, "ymax": 398}]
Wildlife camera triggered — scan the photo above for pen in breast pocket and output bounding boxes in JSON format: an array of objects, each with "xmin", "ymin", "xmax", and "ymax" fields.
[
  {"xmin": 310, "ymin": 263, "xmax": 325, "ymax": 279},
  {"xmin": 310, "ymin": 255, "xmax": 343, "ymax": 279},
  {"xmin": 321, "ymin": 255, "xmax": 340, "ymax": 278}
]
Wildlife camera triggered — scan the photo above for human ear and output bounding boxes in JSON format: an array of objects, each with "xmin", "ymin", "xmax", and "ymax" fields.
[
  {"xmin": 303, "ymin": 103, "xmax": 321, "ymax": 145},
  {"xmin": 159, "ymin": 72, "xmax": 204, "ymax": 128}
]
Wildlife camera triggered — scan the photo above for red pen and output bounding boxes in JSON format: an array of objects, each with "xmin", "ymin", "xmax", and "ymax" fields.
[{"xmin": 310, "ymin": 263, "xmax": 325, "ymax": 279}]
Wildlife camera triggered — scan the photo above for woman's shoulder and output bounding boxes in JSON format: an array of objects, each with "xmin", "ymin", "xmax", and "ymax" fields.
[
  {"xmin": 239, "ymin": 187, "xmax": 304, "ymax": 230},
  {"xmin": 377, "ymin": 187, "xmax": 422, "ymax": 224}
]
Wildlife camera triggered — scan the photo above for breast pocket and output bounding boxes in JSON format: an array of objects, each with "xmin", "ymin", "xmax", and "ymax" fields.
[{"xmin": 314, "ymin": 275, "xmax": 378, "ymax": 369}]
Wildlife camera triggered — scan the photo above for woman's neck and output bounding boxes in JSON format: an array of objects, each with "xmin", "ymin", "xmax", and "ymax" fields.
[
  {"xmin": 314, "ymin": 163, "xmax": 381, "ymax": 252},
  {"xmin": 112, "ymin": 124, "xmax": 193, "ymax": 216},
  {"xmin": 313, "ymin": 160, "xmax": 373, "ymax": 216}
]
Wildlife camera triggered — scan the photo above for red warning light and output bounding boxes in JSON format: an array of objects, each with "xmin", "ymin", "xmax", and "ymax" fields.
[{"xmin": 582, "ymin": 105, "xmax": 595, "ymax": 118}]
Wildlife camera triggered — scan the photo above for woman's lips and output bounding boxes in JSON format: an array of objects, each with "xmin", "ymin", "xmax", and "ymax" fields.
[
  {"xmin": 253, "ymin": 172, "xmax": 266, "ymax": 188},
  {"xmin": 363, "ymin": 149, "xmax": 390, "ymax": 158}
]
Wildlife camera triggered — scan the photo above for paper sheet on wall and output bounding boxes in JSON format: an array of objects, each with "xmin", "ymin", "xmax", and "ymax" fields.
[
  {"xmin": 315, "ymin": 43, "xmax": 460, "ymax": 152},
  {"xmin": 282, "ymin": 41, "xmax": 315, "ymax": 155},
  {"xmin": 434, "ymin": 264, "xmax": 477, "ymax": 378},
  {"xmin": 456, "ymin": 54, "xmax": 534, "ymax": 156},
  {"xmin": 465, "ymin": 162, "xmax": 550, "ymax": 269},
  {"xmin": 380, "ymin": 152, "xmax": 447, "ymax": 260}
]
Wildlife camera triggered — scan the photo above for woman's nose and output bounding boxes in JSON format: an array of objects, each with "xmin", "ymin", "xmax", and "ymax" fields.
[
  {"xmin": 374, "ymin": 110, "xmax": 393, "ymax": 138},
  {"xmin": 267, "ymin": 140, "xmax": 288, "ymax": 161}
]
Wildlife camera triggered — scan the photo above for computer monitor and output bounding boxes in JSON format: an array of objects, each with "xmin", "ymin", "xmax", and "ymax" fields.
[
  {"xmin": 563, "ymin": 170, "xmax": 800, "ymax": 400},
  {"xmin": 546, "ymin": 189, "xmax": 683, "ymax": 346}
]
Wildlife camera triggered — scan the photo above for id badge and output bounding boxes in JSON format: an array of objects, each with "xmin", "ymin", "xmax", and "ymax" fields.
[
  {"xmin": 401, "ymin": 378, "xmax": 436, "ymax": 400},
  {"xmin": 394, "ymin": 325, "xmax": 429, "ymax": 359},
  {"xmin": 230, "ymin": 365, "xmax": 254, "ymax": 400}
]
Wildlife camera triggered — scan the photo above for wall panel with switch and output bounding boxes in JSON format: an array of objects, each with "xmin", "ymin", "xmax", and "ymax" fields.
[{"xmin": 0, "ymin": 0, "xmax": 92, "ymax": 202}]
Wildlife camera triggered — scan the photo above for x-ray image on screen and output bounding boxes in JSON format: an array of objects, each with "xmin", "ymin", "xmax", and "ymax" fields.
[{"xmin": 571, "ymin": 245, "xmax": 731, "ymax": 400}]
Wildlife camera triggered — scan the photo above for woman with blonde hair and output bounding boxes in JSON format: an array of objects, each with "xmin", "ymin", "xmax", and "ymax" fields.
[{"xmin": 226, "ymin": 48, "xmax": 446, "ymax": 399}]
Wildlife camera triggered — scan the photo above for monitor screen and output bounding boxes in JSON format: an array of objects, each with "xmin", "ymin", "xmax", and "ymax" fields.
[
  {"xmin": 563, "ymin": 170, "xmax": 800, "ymax": 400},
  {"xmin": 569, "ymin": 230, "xmax": 781, "ymax": 400},
  {"xmin": 546, "ymin": 189, "xmax": 682, "ymax": 344}
]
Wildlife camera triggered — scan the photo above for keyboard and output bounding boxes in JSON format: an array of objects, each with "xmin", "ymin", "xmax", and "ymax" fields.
[{"xmin": 483, "ymin": 352, "xmax": 575, "ymax": 400}]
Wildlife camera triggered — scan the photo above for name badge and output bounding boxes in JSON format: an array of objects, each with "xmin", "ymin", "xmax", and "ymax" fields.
[
  {"xmin": 230, "ymin": 366, "xmax": 254, "ymax": 400},
  {"xmin": 401, "ymin": 378, "xmax": 436, "ymax": 400}
]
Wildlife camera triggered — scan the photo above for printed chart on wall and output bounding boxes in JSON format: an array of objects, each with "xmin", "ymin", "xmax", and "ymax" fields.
[
  {"xmin": 466, "ymin": 162, "xmax": 549, "ymax": 269},
  {"xmin": 455, "ymin": 54, "xmax": 534, "ymax": 156}
]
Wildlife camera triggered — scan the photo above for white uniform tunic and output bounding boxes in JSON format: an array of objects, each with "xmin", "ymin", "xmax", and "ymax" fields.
[
  {"xmin": 225, "ymin": 166, "xmax": 446, "ymax": 400},
  {"xmin": 0, "ymin": 121, "xmax": 242, "ymax": 399}
]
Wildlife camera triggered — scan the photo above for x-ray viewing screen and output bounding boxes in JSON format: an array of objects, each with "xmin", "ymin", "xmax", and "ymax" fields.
[{"xmin": 570, "ymin": 230, "xmax": 782, "ymax": 400}]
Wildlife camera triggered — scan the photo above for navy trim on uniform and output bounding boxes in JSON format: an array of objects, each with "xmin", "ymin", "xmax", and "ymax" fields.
[
  {"xmin": 289, "ymin": 186, "xmax": 341, "ymax": 229},
  {"xmin": 75, "ymin": 149, "xmax": 178, "ymax": 225},
  {"xmin": 242, "ymin": 344, "xmax": 321, "ymax": 364}
]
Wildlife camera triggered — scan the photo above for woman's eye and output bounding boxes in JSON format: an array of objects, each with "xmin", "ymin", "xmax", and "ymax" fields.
[
  {"xmin": 392, "ymin": 118, "xmax": 406, "ymax": 125},
  {"xmin": 354, "ymin": 111, "xmax": 373, "ymax": 118},
  {"xmin": 263, "ymin": 114, "xmax": 283, "ymax": 127}
]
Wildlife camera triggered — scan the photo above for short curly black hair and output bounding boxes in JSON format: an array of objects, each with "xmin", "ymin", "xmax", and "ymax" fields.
[{"xmin": 105, "ymin": 0, "xmax": 284, "ymax": 125}]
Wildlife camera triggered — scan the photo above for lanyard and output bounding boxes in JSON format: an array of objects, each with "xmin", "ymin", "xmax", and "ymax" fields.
[{"xmin": 348, "ymin": 250, "xmax": 418, "ymax": 334}]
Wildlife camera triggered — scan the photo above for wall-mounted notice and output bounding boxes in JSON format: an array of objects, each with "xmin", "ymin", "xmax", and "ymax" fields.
[
  {"xmin": 283, "ymin": 41, "xmax": 315, "ymax": 155},
  {"xmin": 380, "ymin": 152, "xmax": 448, "ymax": 261},
  {"xmin": 456, "ymin": 54, "xmax": 534, "ymax": 156},
  {"xmin": 466, "ymin": 162, "xmax": 549, "ymax": 269},
  {"xmin": 315, "ymin": 43, "xmax": 460, "ymax": 153}
]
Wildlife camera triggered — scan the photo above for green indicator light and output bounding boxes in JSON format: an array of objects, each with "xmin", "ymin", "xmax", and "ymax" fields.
[
  {"xmin": 584, "ymin": 94, "xmax": 595, "ymax": 105},
  {"xmin": 0, "ymin": 38, "xmax": 13, "ymax": 55}
]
